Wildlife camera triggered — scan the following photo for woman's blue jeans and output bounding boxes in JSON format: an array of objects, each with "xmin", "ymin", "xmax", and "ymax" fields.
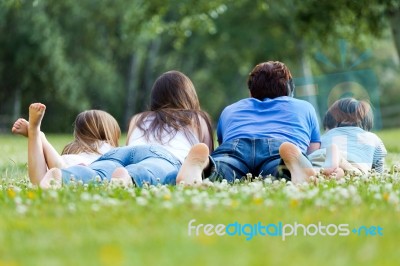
[
  {"xmin": 208, "ymin": 138, "xmax": 287, "ymax": 182},
  {"xmin": 61, "ymin": 145, "xmax": 181, "ymax": 187}
]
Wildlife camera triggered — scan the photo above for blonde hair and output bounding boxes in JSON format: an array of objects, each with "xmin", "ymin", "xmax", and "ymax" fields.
[{"xmin": 62, "ymin": 110, "xmax": 121, "ymax": 155}]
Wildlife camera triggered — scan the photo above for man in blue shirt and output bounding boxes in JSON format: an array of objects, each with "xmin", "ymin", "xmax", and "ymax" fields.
[{"xmin": 177, "ymin": 61, "xmax": 321, "ymax": 185}]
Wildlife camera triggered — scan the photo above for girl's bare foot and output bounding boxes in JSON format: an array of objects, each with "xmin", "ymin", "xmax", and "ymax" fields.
[
  {"xmin": 29, "ymin": 103, "xmax": 46, "ymax": 132},
  {"xmin": 11, "ymin": 118, "xmax": 29, "ymax": 137},
  {"xmin": 176, "ymin": 143, "xmax": 209, "ymax": 186},
  {"xmin": 111, "ymin": 167, "xmax": 133, "ymax": 187},
  {"xmin": 40, "ymin": 168, "xmax": 63, "ymax": 189},
  {"xmin": 279, "ymin": 142, "xmax": 317, "ymax": 184}
]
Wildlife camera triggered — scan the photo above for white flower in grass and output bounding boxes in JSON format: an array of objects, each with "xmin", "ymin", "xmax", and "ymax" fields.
[
  {"xmin": 161, "ymin": 201, "xmax": 173, "ymax": 209},
  {"xmin": 68, "ymin": 203, "xmax": 76, "ymax": 213},
  {"xmin": 368, "ymin": 184, "xmax": 380, "ymax": 193},
  {"xmin": 16, "ymin": 204, "xmax": 28, "ymax": 215},
  {"xmin": 221, "ymin": 198, "xmax": 232, "ymax": 207},
  {"xmin": 305, "ymin": 188, "xmax": 319, "ymax": 199},
  {"xmin": 228, "ymin": 186, "xmax": 239, "ymax": 195},
  {"xmin": 388, "ymin": 192, "xmax": 399, "ymax": 205},
  {"xmin": 284, "ymin": 185, "xmax": 302, "ymax": 200},
  {"xmin": 136, "ymin": 196, "xmax": 148, "ymax": 206},
  {"xmin": 190, "ymin": 195, "xmax": 203, "ymax": 206},
  {"xmin": 264, "ymin": 199, "xmax": 274, "ymax": 207},
  {"xmin": 48, "ymin": 190, "xmax": 58, "ymax": 200},
  {"xmin": 384, "ymin": 183, "xmax": 393, "ymax": 192},
  {"xmin": 204, "ymin": 198, "xmax": 218, "ymax": 209},
  {"xmin": 14, "ymin": 196, "xmax": 23, "ymax": 205},
  {"xmin": 373, "ymin": 193, "xmax": 382, "ymax": 200},
  {"xmin": 263, "ymin": 176, "xmax": 273, "ymax": 184},
  {"xmin": 80, "ymin": 192, "xmax": 91, "ymax": 201},
  {"xmin": 174, "ymin": 194, "xmax": 185, "ymax": 205},
  {"xmin": 314, "ymin": 197, "xmax": 327, "ymax": 207},
  {"xmin": 140, "ymin": 189, "xmax": 151, "ymax": 198},
  {"xmin": 215, "ymin": 191, "xmax": 229, "ymax": 199},
  {"xmin": 92, "ymin": 194, "xmax": 102, "ymax": 202},
  {"xmin": 103, "ymin": 198, "xmax": 120, "ymax": 206},
  {"xmin": 91, "ymin": 204, "xmax": 100, "ymax": 212}
]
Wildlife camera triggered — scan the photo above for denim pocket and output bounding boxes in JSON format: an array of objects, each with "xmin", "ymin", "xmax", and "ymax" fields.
[
  {"xmin": 268, "ymin": 139, "xmax": 286, "ymax": 157},
  {"xmin": 149, "ymin": 145, "xmax": 181, "ymax": 168}
]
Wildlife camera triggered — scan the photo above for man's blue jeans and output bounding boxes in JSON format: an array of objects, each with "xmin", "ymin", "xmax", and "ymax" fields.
[{"xmin": 208, "ymin": 138, "xmax": 287, "ymax": 182}]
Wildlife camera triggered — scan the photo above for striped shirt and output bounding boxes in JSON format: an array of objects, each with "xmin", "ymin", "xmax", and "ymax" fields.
[{"xmin": 311, "ymin": 126, "xmax": 387, "ymax": 173}]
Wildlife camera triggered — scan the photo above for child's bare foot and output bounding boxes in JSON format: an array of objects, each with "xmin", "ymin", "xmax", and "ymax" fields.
[
  {"xmin": 111, "ymin": 167, "xmax": 133, "ymax": 187},
  {"xmin": 279, "ymin": 142, "xmax": 317, "ymax": 184},
  {"xmin": 339, "ymin": 158, "xmax": 363, "ymax": 175},
  {"xmin": 29, "ymin": 103, "xmax": 46, "ymax": 132},
  {"xmin": 40, "ymin": 168, "xmax": 62, "ymax": 189},
  {"xmin": 11, "ymin": 118, "xmax": 29, "ymax": 137},
  {"xmin": 322, "ymin": 144, "xmax": 340, "ymax": 176},
  {"xmin": 176, "ymin": 143, "xmax": 209, "ymax": 186}
]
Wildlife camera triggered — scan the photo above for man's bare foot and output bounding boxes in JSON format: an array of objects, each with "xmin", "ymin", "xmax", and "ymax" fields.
[
  {"xmin": 29, "ymin": 103, "xmax": 46, "ymax": 133},
  {"xmin": 279, "ymin": 142, "xmax": 317, "ymax": 184},
  {"xmin": 40, "ymin": 168, "xmax": 62, "ymax": 189},
  {"xmin": 111, "ymin": 167, "xmax": 133, "ymax": 187},
  {"xmin": 11, "ymin": 118, "xmax": 29, "ymax": 137},
  {"xmin": 176, "ymin": 143, "xmax": 210, "ymax": 186}
]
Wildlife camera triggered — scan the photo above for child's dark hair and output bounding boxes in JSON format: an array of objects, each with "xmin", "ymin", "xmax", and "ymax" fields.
[{"xmin": 323, "ymin": 98, "xmax": 373, "ymax": 131}]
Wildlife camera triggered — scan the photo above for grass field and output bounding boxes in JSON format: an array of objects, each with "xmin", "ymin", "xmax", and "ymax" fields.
[{"xmin": 1, "ymin": 130, "xmax": 400, "ymax": 266}]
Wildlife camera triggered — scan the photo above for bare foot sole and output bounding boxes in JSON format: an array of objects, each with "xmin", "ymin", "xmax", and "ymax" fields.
[
  {"xmin": 279, "ymin": 142, "xmax": 316, "ymax": 184},
  {"xmin": 11, "ymin": 118, "xmax": 29, "ymax": 137},
  {"xmin": 40, "ymin": 168, "xmax": 63, "ymax": 189},
  {"xmin": 176, "ymin": 143, "xmax": 210, "ymax": 186},
  {"xmin": 29, "ymin": 103, "xmax": 46, "ymax": 131},
  {"xmin": 111, "ymin": 167, "xmax": 133, "ymax": 187}
]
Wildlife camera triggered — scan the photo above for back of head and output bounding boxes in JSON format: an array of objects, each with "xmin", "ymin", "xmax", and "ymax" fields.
[
  {"xmin": 62, "ymin": 110, "xmax": 121, "ymax": 155},
  {"xmin": 150, "ymin": 70, "xmax": 200, "ymax": 111},
  {"xmin": 135, "ymin": 70, "xmax": 213, "ymax": 147},
  {"xmin": 247, "ymin": 61, "xmax": 294, "ymax": 100},
  {"xmin": 323, "ymin": 98, "xmax": 373, "ymax": 131}
]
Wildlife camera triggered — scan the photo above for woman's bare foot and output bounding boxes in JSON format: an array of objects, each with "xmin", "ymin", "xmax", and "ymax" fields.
[
  {"xmin": 279, "ymin": 142, "xmax": 317, "ymax": 184},
  {"xmin": 28, "ymin": 103, "xmax": 46, "ymax": 133},
  {"xmin": 11, "ymin": 118, "xmax": 29, "ymax": 137},
  {"xmin": 176, "ymin": 143, "xmax": 210, "ymax": 186},
  {"xmin": 111, "ymin": 167, "xmax": 133, "ymax": 187},
  {"xmin": 40, "ymin": 168, "xmax": 63, "ymax": 189}
]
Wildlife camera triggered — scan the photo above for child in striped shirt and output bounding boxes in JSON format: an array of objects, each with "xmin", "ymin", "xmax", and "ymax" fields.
[{"xmin": 279, "ymin": 98, "xmax": 387, "ymax": 183}]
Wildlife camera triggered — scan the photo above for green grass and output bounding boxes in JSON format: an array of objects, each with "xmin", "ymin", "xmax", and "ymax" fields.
[{"xmin": 1, "ymin": 130, "xmax": 400, "ymax": 266}]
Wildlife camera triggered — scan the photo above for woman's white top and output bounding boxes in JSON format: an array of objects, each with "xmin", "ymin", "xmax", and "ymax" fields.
[
  {"xmin": 127, "ymin": 118, "xmax": 199, "ymax": 164},
  {"xmin": 61, "ymin": 142, "xmax": 113, "ymax": 167}
]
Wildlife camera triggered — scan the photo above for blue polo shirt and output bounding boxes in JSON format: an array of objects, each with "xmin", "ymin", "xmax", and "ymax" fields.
[{"xmin": 216, "ymin": 96, "xmax": 321, "ymax": 153}]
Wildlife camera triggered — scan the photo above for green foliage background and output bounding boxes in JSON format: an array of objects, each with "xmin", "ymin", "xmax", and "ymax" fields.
[{"xmin": 1, "ymin": 0, "xmax": 399, "ymax": 132}]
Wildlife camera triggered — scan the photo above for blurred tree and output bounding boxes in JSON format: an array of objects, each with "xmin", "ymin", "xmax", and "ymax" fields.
[{"xmin": 1, "ymin": 0, "xmax": 399, "ymax": 132}]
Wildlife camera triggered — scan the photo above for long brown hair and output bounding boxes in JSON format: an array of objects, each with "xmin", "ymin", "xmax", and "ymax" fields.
[
  {"xmin": 133, "ymin": 70, "xmax": 214, "ymax": 149},
  {"xmin": 62, "ymin": 110, "xmax": 121, "ymax": 155}
]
